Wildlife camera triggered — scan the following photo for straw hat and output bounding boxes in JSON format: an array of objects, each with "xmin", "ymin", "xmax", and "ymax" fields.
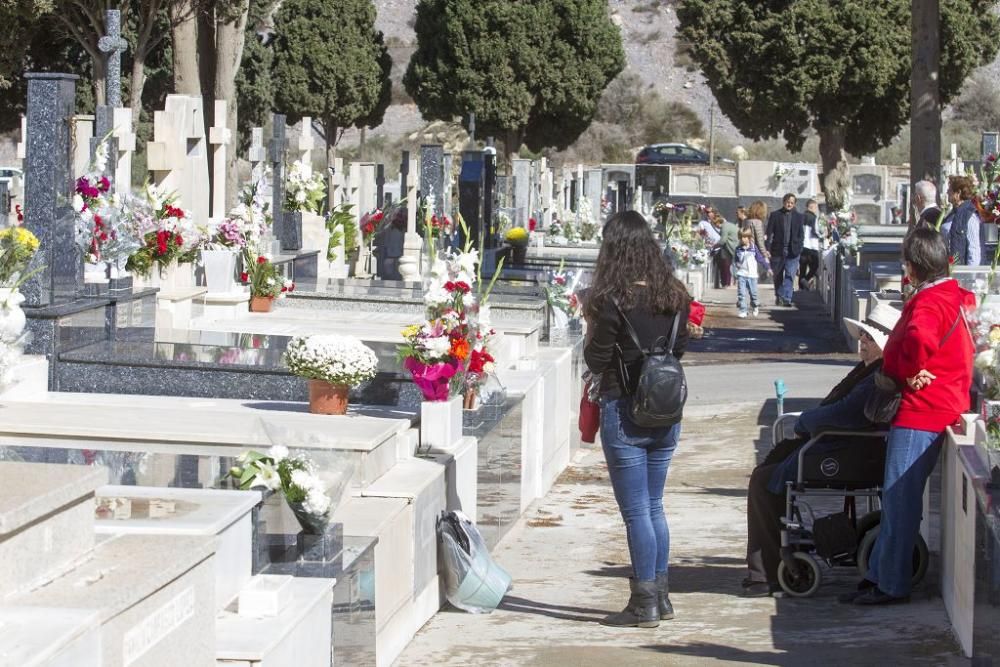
[{"xmin": 843, "ymin": 304, "xmax": 902, "ymax": 351}]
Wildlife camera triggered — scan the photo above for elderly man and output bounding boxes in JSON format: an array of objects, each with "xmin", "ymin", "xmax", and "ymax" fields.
[{"xmin": 911, "ymin": 180, "xmax": 941, "ymax": 230}]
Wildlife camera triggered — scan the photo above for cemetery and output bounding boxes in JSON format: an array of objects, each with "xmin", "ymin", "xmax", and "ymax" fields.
[{"xmin": 0, "ymin": 2, "xmax": 998, "ymax": 665}]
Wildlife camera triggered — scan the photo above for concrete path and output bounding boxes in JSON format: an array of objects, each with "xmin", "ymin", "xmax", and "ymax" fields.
[{"xmin": 395, "ymin": 285, "xmax": 966, "ymax": 666}]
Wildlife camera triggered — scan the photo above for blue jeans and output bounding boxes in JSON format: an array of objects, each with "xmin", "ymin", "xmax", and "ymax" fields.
[
  {"xmin": 600, "ymin": 398, "xmax": 681, "ymax": 582},
  {"xmin": 865, "ymin": 427, "xmax": 942, "ymax": 597},
  {"xmin": 771, "ymin": 254, "xmax": 799, "ymax": 303},
  {"xmin": 737, "ymin": 275, "xmax": 759, "ymax": 313}
]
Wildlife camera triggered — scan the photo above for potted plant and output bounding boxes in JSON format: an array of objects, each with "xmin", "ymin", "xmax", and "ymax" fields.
[
  {"xmin": 240, "ymin": 252, "xmax": 294, "ymax": 312},
  {"xmin": 283, "ymin": 159, "xmax": 326, "ymax": 250},
  {"xmin": 228, "ymin": 447, "xmax": 337, "ymax": 534},
  {"xmin": 201, "ymin": 217, "xmax": 248, "ymax": 294},
  {"xmin": 505, "ymin": 227, "xmax": 529, "ymax": 266},
  {"xmin": 284, "ymin": 334, "xmax": 379, "ymax": 415},
  {"xmin": 0, "ymin": 224, "xmax": 41, "ymax": 342}
]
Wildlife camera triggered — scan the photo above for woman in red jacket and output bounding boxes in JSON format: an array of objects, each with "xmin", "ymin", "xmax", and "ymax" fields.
[{"xmin": 845, "ymin": 228, "xmax": 975, "ymax": 605}]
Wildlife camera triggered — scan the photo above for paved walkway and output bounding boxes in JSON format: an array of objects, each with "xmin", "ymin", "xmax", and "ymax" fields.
[{"xmin": 395, "ymin": 286, "xmax": 967, "ymax": 666}]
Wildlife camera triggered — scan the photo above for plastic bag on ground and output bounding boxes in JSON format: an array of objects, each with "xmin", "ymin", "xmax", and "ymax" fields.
[{"xmin": 437, "ymin": 510, "xmax": 512, "ymax": 613}]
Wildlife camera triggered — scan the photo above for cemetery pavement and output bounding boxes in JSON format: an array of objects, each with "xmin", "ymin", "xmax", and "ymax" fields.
[{"xmin": 395, "ymin": 285, "xmax": 966, "ymax": 666}]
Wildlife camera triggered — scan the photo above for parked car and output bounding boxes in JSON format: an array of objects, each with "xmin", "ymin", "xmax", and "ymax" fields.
[{"xmin": 636, "ymin": 143, "xmax": 733, "ymax": 166}]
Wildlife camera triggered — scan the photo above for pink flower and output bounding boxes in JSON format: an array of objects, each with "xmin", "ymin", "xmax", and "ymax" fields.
[{"xmin": 403, "ymin": 358, "xmax": 459, "ymax": 401}]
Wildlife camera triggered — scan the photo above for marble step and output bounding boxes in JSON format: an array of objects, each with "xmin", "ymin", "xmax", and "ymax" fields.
[
  {"xmin": 9, "ymin": 533, "xmax": 217, "ymax": 667},
  {"xmin": 215, "ymin": 576, "xmax": 335, "ymax": 667},
  {"xmin": 0, "ymin": 462, "xmax": 107, "ymax": 599},
  {"xmin": 94, "ymin": 485, "xmax": 261, "ymax": 611},
  {"xmin": 0, "ymin": 393, "xmax": 411, "ymax": 489}
]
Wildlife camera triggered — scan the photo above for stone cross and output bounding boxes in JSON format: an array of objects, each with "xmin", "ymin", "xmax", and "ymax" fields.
[
  {"xmin": 399, "ymin": 150, "xmax": 410, "ymax": 196},
  {"xmin": 296, "ymin": 116, "xmax": 314, "ymax": 165},
  {"xmin": 98, "ymin": 10, "xmax": 128, "ymax": 109},
  {"xmin": 208, "ymin": 100, "xmax": 232, "ymax": 220},
  {"xmin": 113, "ymin": 107, "xmax": 136, "ymax": 192},
  {"xmin": 248, "ymin": 127, "xmax": 265, "ymax": 183},
  {"xmin": 270, "ymin": 114, "xmax": 289, "ymax": 247},
  {"xmin": 400, "ymin": 156, "xmax": 422, "ymax": 281}
]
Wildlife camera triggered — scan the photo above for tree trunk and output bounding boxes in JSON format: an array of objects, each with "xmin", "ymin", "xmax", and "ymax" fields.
[
  {"xmin": 171, "ymin": 0, "xmax": 200, "ymax": 95},
  {"xmin": 818, "ymin": 125, "xmax": 850, "ymax": 212},
  {"xmin": 130, "ymin": 55, "xmax": 148, "ymax": 129},
  {"xmin": 213, "ymin": 0, "xmax": 250, "ymax": 210},
  {"xmin": 910, "ymin": 0, "xmax": 942, "ymax": 205}
]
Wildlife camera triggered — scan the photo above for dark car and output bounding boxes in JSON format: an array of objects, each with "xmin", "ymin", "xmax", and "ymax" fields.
[{"xmin": 636, "ymin": 143, "xmax": 733, "ymax": 166}]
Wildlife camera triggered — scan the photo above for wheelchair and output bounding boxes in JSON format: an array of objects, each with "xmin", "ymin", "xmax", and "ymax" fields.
[{"xmin": 770, "ymin": 414, "xmax": 930, "ymax": 597}]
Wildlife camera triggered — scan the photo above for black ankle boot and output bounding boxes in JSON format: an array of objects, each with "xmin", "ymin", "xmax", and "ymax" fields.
[
  {"xmin": 655, "ymin": 572, "xmax": 674, "ymax": 620},
  {"xmin": 600, "ymin": 579, "xmax": 659, "ymax": 628}
]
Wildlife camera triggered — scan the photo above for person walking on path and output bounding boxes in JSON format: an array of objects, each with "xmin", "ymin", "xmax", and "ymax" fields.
[
  {"xmin": 734, "ymin": 228, "xmax": 766, "ymax": 318},
  {"xmin": 940, "ymin": 175, "xmax": 982, "ymax": 266},
  {"xmin": 765, "ymin": 193, "xmax": 804, "ymax": 307},
  {"xmin": 714, "ymin": 208, "xmax": 739, "ymax": 289},
  {"xmin": 743, "ymin": 200, "xmax": 770, "ymax": 281},
  {"xmin": 584, "ymin": 210, "xmax": 691, "ymax": 629},
  {"xmin": 843, "ymin": 228, "xmax": 975, "ymax": 605},
  {"xmin": 799, "ymin": 199, "xmax": 821, "ymax": 290}
]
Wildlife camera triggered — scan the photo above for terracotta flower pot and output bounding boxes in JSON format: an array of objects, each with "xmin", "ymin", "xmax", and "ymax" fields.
[
  {"xmin": 309, "ymin": 379, "xmax": 349, "ymax": 415},
  {"xmin": 249, "ymin": 295, "xmax": 273, "ymax": 312}
]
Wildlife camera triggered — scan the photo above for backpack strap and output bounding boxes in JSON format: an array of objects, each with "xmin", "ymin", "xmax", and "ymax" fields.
[{"xmin": 613, "ymin": 299, "xmax": 680, "ymax": 355}]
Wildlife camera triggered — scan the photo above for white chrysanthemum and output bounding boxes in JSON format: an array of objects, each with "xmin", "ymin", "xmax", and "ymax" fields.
[
  {"xmin": 268, "ymin": 445, "xmax": 289, "ymax": 462},
  {"xmin": 423, "ymin": 335, "xmax": 451, "ymax": 358},
  {"xmin": 284, "ymin": 335, "xmax": 379, "ymax": 386},
  {"xmin": 976, "ymin": 349, "xmax": 995, "ymax": 371}
]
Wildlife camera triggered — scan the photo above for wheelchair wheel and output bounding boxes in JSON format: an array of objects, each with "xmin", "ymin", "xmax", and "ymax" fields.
[
  {"xmin": 777, "ymin": 552, "xmax": 822, "ymax": 598},
  {"xmin": 856, "ymin": 511, "xmax": 882, "ymax": 542},
  {"xmin": 856, "ymin": 524, "xmax": 929, "ymax": 585}
]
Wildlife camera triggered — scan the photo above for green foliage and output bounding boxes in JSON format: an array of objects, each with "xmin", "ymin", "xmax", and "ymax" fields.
[
  {"xmin": 343, "ymin": 216, "xmax": 359, "ymax": 253},
  {"xmin": 325, "ymin": 203, "xmax": 353, "ymax": 261},
  {"xmin": 677, "ymin": 0, "xmax": 1000, "ymax": 156},
  {"xmin": 236, "ymin": 0, "xmax": 276, "ymax": 153},
  {"xmin": 272, "ymin": 0, "xmax": 391, "ymax": 141},
  {"xmin": 404, "ymin": 0, "xmax": 625, "ymax": 158},
  {"xmin": 354, "ymin": 30, "xmax": 392, "ymax": 131}
]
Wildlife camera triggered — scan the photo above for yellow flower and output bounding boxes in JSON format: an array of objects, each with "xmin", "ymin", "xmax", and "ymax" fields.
[
  {"xmin": 401, "ymin": 324, "xmax": 421, "ymax": 339},
  {"xmin": 505, "ymin": 227, "xmax": 529, "ymax": 242},
  {"xmin": 16, "ymin": 228, "xmax": 39, "ymax": 251},
  {"xmin": 989, "ymin": 326, "xmax": 1000, "ymax": 345}
]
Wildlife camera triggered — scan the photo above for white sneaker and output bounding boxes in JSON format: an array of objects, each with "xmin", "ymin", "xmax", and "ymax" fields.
[
  {"xmin": 752, "ymin": 307, "xmax": 759, "ymax": 317},
  {"xmin": 738, "ymin": 311, "xmax": 748, "ymax": 319}
]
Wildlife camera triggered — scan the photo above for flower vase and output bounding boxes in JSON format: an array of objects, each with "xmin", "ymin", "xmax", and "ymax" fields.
[
  {"xmin": 285, "ymin": 499, "xmax": 330, "ymax": 535},
  {"xmin": 511, "ymin": 245, "xmax": 528, "ymax": 266},
  {"xmin": 201, "ymin": 249, "xmax": 238, "ymax": 294},
  {"xmin": 308, "ymin": 380, "xmax": 350, "ymax": 415},
  {"xmin": 0, "ymin": 288, "xmax": 26, "ymax": 343},
  {"xmin": 249, "ymin": 296, "xmax": 273, "ymax": 313},
  {"xmin": 347, "ymin": 248, "xmax": 361, "ymax": 278},
  {"xmin": 551, "ymin": 307, "xmax": 570, "ymax": 330},
  {"xmin": 463, "ymin": 388, "xmax": 478, "ymax": 411}
]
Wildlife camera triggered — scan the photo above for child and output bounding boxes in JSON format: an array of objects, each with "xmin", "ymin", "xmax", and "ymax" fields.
[{"xmin": 734, "ymin": 228, "xmax": 768, "ymax": 318}]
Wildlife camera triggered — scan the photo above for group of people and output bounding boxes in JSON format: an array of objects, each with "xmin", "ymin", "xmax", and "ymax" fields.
[
  {"xmin": 700, "ymin": 195, "xmax": 822, "ymax": 317},
  {"xmin": 912, "ymin": 177, "xmax": 983, "ymax": 266},
  {"xmin": 584, "ymin": 210, "xmax": 974, "ymax": 627}
]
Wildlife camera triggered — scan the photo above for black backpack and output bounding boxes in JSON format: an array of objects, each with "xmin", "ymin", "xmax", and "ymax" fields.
[{"xmin": 614, "ymin": 302, "xmax": 687, "ymax": 428}]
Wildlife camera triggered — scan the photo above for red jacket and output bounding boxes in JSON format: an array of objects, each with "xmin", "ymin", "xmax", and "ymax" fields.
[{"xmin": 882, "ymin": 279, "xmax": 976, "ymax": 432}]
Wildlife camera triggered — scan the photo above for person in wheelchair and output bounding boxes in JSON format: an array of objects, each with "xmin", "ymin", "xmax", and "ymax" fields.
[{"xmin": 741, "ymin": 304, "xmax": 901, "ymax": 597}]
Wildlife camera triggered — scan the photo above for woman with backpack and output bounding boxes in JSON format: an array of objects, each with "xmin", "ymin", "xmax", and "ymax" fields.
[{"xmin": 584, "ymin": 211, "xmax": 692, "ymax": 628}]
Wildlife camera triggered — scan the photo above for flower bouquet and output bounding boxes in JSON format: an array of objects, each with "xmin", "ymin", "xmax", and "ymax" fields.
[
  {"xmin": 0, "ymin": 225, "xmax": 40, "ymax": 290},
  {"xmin": 229, "ymin": 447, "xmax": 339, "ymax": 534},
  {"xmin": 544, "ymin": 260, "xmax": 582, "ymax": 329},
  {"xmin": 284, "ymin": 159, "xmax": 326, "ymax": 214},
  {"xmin": 284, "ymin": 334, "xmax": 378, "ymax": 415},
  {"xmin": 241, "ymin": 252, "xmax": 294, "ymax": 312},
  {"xmin": 125, "ymin": 184, "xmax": 203, "ymax": 279}
]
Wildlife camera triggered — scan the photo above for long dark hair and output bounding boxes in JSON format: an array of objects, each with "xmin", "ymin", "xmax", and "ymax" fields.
[{"xmin": 585, "ymin": 211, "xmax": 689, "ymax": 320}]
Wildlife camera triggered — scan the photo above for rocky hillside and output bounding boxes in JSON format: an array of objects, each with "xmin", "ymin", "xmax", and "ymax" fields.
[{"xmin": 349, "ymin": 0, "xmax": 741, "ymax": 150}]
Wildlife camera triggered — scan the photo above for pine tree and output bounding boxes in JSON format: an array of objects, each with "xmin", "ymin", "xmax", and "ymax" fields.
[
  {"xmin": 272, "ymin": 0, "xmax": 391, "ymax": 167},
  {"xmin": 404, "ymin": 0, "xmax": 625, "ymax": 166},
  {"xmin": 677, "ymin": 0, "xmax": 1000, "ymax": 208}
]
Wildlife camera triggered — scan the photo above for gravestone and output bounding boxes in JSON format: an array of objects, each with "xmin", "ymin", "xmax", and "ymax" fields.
[
  {"xmin": 270, "ymin": 114, "xmax": 298, "ymax": 251},
  {"xmin": 91, "ymin": 10, "xmax": 127, "ymax": 180},
  {"xmin": 208, "ymin": 99, "xmax": 232, "ymax": 220},
  {"xmin": 376, "ymin": 164, "xmax": 385, "ymax": 208},
  {"xmin": 420, "ymin": 145, "xmax": 445, "ymax": 217},
  {"xmin": 586, "ymin": 168, "xmax": 603, "ymax": 224},
  {"xmin": 248, "ymin": 127, "xmax": 266, "ymax": 183},
  {"xmin": 400, "ymin": 156, "xmax": 422, "ymax": 281},
  {"xmin": 512, "ymin": 159, "xmax": 531, "ymax": 227},
  {"xmin": 459, "ymin": 150, "xmax": 484, "ymax": 250},
  {"xmin": 112, "ymin": 107, "xmax": 136, "ymax": 194},
  {"xmin": 147, "ymin": 95, "xmax": 211, "ymax": 221},
  {"xmin": 482, "ymin": 151, "xmax": 497, "ymax": 249},
  {"xmin": 442, "ymin": 153, "xmax": 454, "ymax": 218},
  {"xmin": 21, "ymin": 73, "xmax": 81, "ymax": 306}
]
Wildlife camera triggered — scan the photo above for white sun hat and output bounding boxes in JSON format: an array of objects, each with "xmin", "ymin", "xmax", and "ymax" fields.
[{"xmin": 843, "ymin": 304, "xmax": 902, "ymax": 351}]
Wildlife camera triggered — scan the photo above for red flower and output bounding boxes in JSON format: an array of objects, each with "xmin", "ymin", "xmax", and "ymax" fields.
[
  {"xmin": 289, "ymin": 282, "xmax": 296, "ymax": 291},
  {"xmin": 15, "ymin": 205, "xmax": 23, "ymax": 223},
  {"xmin": 554, "ymin": 275, "xmax": 566, "ymax": 286},
  {"xmin": 528, "ymin": 218, "xmax": 537, "ymax": 232},
  {"xmin": 240, "ymin": 272, "xmax": 249, "ymax": 282},
  {"xmin": 989, "ymin": 154, "xmax": 997, "ymax": 163},
  {"xmin": 99, "ymin": 176, "xmax": 110, "ymax": 192},
  {"xmin": 257, "ymin": 256, "xmax": 268, "ymax": 264},
  {"xmin": 174, "ymin": 234, "xmax": 183, "ymax": 246}
]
